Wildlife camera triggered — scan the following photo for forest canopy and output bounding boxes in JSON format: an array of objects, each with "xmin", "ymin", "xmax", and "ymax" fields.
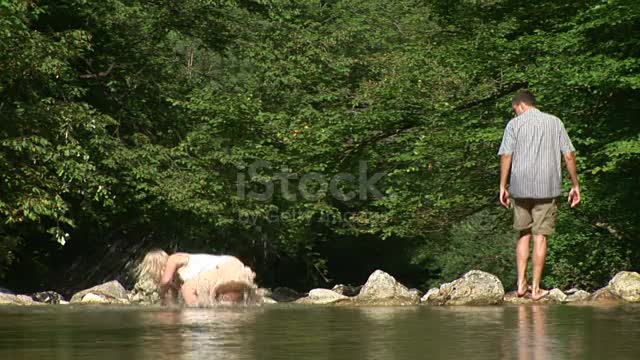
[{"xmin": 1, "ymin": 0, "xmax": 638, "ymax": 293}]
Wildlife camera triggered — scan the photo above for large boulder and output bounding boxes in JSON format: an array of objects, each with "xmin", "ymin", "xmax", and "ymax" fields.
[
  {"xmin": 296, "ymin": 289, "xmax": 349, "ymax": 304},
  {"xmin": 590, "ymin": 287, "xmax": 622, "ymax": 303},
  {"xmin": 70, "ymin": 280, "xmax": 129, "ymax": 304},
  {"xmin": 0, "ymin": 293, "xmax": 38, "ymax": 305},
  {"xmin": 352, "ymin": 270, "xmax": 420, "ymax": 305},
  {"xmin": 607, "ymin": 271, "xmax": 640, "ymax": 302},
  {"xmin": 422, "ymin": 270, "xmax": 504, "ymax": 305},
  {"xmin": 588, "ymin": 271, "xmax": 640, "ymax": 304}
]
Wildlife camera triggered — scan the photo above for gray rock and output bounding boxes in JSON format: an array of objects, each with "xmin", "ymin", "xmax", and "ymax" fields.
[
  {"xmin": 565, "ymin": 290, "xmax": 590, "ymax": 303},
  {"xmin": 296, "ymin": 288, "xmax": 349, "ymax": 304},
  {"xmin": 539, "ymin": 288, "xmax": 567, "ymax": 303},
  {"xmin": 70, "ymin": 280, "xmax": 129, "ymax": 304},
  {"xmin": 271, "ymin": 287, "xmax": 303, "ymax": 302},
  {"xmin": 81, "ymin": 293, "xmax": 110, "ymax": 304},
  {"xmin": 32, "ymin": 291, "xmax": 65, "ymax": 304},
  {"xmin": 409, "ymin": 288, "xmax": 423, "ymax": 299},
  {"xmin": 502, "ymin": 291, "xmax": 532, "ymax": 304},
  {"xmin": 608, "ymin": 271, "xmax": 640, "ymax": 302},
  {"xmin": 353, "ymin": 270, "xmax": 420, "ymax": 305},
  {"xmin": 421, "ymin": 288, "xmax": 443, "ymax": 303},
  {"xmin": 331, "ymin": 284, "xmax": 362, "ymax": 297},
  {"xmin": 424, "ymin": 270, "xmax": 505, "ymax": 305}
]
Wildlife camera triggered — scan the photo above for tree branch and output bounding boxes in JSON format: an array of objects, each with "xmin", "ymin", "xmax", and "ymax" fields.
[{"xmin": 80, "ymin": 63, "xmax": 117, "ymax": 79}]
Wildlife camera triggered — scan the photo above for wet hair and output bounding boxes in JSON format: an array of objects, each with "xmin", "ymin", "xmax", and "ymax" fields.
[
  {"xmin": 512, "ymin": 90, "xmax": 536, "ymax": 106},
  {"xmin": 136, "ymin": 249, "xmax": 169, "ymax": 285}
]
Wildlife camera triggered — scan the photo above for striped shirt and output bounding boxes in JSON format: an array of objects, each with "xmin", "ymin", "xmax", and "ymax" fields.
[{"xmin": 498, "ymin": 108, "xmax": 575, "ymax": 199}]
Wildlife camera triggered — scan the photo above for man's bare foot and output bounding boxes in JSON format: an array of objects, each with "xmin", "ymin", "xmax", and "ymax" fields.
[
  {"xmin": 531, "ymin": 288, "xmax": 550, "ymax": 301},
  {"xmin": 517, "ymin": 279, "xmax": 530, "ymax": 297}
]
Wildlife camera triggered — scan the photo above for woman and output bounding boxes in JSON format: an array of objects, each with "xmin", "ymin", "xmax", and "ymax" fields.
[{"xmin": 137, "ymin": 249, "xmax": 259, "ymax": 306}]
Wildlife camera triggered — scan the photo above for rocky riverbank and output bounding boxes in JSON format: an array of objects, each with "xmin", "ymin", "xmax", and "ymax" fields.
[{"xmin": 2, "ymin": 270, "xmax": 640, "ymax": 306}]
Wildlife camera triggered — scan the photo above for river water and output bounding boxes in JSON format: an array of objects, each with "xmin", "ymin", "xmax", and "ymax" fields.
[{"xmin": 1, "ymin": 304, "xmax": 639, "ymax": 359}]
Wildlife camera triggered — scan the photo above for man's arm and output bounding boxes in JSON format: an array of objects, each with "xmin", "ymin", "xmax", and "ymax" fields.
[
  {"xmin": 499, "ymin": 154, "xmax": 512, "ymax": 208},
  {"xmin": 563, "ymin": 151, "xmax": 580, "ymax": 207},
  {"xmin": 497, "ymin": 121, "xmax": 515, "ymax": 208}
]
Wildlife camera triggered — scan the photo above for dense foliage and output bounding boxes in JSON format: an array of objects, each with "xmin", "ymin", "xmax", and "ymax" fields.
[{"xmin": 1, "ymin": 0, "xmax": 638, "ymax": 292}]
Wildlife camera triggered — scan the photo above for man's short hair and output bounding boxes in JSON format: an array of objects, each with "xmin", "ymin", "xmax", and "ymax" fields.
[{"xmin": 512, "ymin": 90, "xmax": 536, "ymax": 106}]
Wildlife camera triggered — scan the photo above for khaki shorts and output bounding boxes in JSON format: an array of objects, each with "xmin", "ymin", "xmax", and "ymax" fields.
[{"xmin": 512, "ymin": 197, "xmax": 558, "ymax": 235}]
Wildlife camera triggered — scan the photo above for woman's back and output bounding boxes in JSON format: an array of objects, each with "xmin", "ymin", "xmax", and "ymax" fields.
[{"xmin": 177, "ymin": 254, "xmax": 233, "ymax": 282}]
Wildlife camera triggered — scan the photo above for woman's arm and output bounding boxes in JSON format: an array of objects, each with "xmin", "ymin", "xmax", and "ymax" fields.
[{"xmin": 159, "ymin": 253, "xmax": 188, "ymax": 304}]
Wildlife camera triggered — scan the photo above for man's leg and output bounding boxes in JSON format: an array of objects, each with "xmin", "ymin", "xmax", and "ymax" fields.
[
  {"xmin": 531, "ymin": 234, "xmax": 549, "ymax": 300},
  {"xmin": 516, "ymin": 231, "xmax": 531, "ymax": 296},
  {"xmin": 530, "ymin": 199, "xmax": 556, "ymax": 300},
  {"xmin": 512, "ymin": 198, "xmax": 533, "ymax": 296}
]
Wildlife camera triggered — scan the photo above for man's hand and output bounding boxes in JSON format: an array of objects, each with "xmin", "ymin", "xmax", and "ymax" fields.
[
  {"xmin": 500, "ymin": 187, "xmax": 511, "ymax": 208},
  {"xmin": 568, "ymin": 186, "xmax": 580, "ymax": 208}
]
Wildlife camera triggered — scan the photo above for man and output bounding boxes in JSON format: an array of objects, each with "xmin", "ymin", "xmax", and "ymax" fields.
[{"xmin": 498, "ymin": 90, "xmax": 580, "ymax": 300}]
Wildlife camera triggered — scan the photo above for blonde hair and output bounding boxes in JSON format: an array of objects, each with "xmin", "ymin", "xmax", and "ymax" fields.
[{"xmin": 136, "ymin": 249, "xmax": 169, "ymax": 285}]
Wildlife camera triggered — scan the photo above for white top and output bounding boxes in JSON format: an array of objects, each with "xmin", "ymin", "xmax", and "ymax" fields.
[{"xmin": 177, "ymin": 254, "xmax": 233, "ymax": 282}]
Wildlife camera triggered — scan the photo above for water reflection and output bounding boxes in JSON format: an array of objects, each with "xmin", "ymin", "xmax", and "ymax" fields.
[
  {"xmin": 512, "ymin": 305, "xmax": 552, "ymax": 360},
  {"xmin": 1, "ymin": 304, "xmax": 640, "ymax": 360},
  {"xmin": 140, "ymin": 306, "xmax": 262, "ymax": 360}
]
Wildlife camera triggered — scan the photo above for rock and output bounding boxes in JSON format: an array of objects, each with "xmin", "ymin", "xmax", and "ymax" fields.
[
  {"xmin": 409, "ymin": 288, "xmax": 423, "ymax": 299},
  {"xmin": 353, "ymin": 270, "xmax": 420, "ymax": 305},
  {"xmin": 0, "ymin": 293, "xmax": 37, "ymax": 305},
  {"xmin": 262, "ymin": 297, "xmax": 277, "ymax": 304},
  {"xmin": 81, "ymin": 293, "xmax": 110, "ymax": 304},
  {"xmin": 271, "ymin": 287, "xmax": 303, "ymax": 302},
  {"xmin": 588, "ymin": 272, "xmax": 640, "ymax": 304},
  {"xmin": 539, "ymin": 288, "xmax": 567, "ymax": 303},
  {"xmin": 296, "ymin": 288, "xmax": 349, "ymax": 305},
  {"xmin": 607, "ymin": 271, "xmax": 640, "ymax": 302},
  {"xmin": 564, "ymin": 288, "xmax": 580, "ymax": 295},
  {"xmin": 589, "ymin": 287, "xmax": 621, "ymax": 303},
  {"xmin": 502, "ymin": 291, "xmax": 531, "ymax": 304},
  {"xmin": 565, "ymin": 290, "xmax": 590, "ymax": 303},
  {"xmin": 32, "ymin": 291, "xmax": 65, "ymax": 304},
  {"xmin": 70, "ymin": 280, "xmax": 129, "ymax": 304},
  {"xmin": 331, "ymin": 284, "xmax": 362, "ymax": 297},
  {"xmin": 421, "ymin": 288, "xmax": 443, "ymax": 303},
  {"xmin": 423, "ymin": 270, "xmax": 505, "ymax": 305}
]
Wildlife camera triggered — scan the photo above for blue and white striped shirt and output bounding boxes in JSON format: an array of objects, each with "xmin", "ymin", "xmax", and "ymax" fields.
[{"xmin": 498, "ymin": 108, "xmax": 575, "ymax": 199}]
